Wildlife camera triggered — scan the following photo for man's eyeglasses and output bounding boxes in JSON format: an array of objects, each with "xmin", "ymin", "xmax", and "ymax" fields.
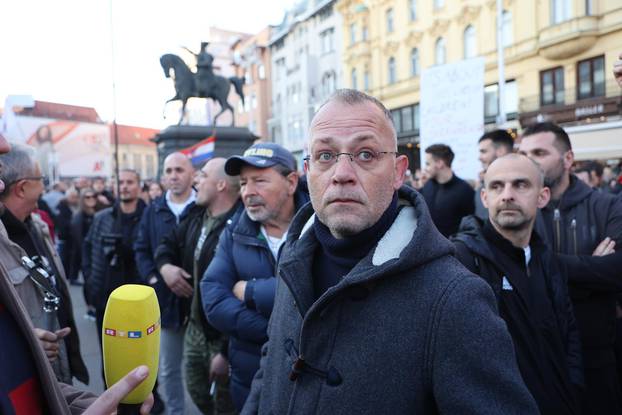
[
  {"xmin": 8, "ymin": 175, "xmax": 49, "ymax": 187},
  {"xmin": 304, "ymin": 150, "xmax": 398, "ymax": 171}
]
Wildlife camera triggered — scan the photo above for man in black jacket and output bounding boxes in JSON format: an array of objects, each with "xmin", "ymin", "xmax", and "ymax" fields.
[
  {"xmin": 421, "ymin": 143, "xmax": 474, "ymax": 237},
  {"xmin": 519, "ymin": 122, "xmax": 622, "ymax": 412},
  {"xmin": 454, "ymin": 154, "xmax": 582, "ymax": 414},
  {"xmin": 155, "ymin": 157, "xmax": 240, "ymax": 415},
  {"xmin": 83, "ymin": 169, "xmax": 146, "ymax": 333}
]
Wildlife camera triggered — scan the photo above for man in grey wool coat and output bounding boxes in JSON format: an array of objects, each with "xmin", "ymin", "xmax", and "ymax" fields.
[{"xmin": 241, "ymin": 89, "xmax": 539, "ymax": 414}]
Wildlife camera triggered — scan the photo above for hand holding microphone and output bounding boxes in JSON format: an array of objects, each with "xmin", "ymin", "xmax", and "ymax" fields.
[
  {"xmin": 102, "ymin": 284, "xmax": 161, "ymax": 414},
  {"xmin": 84, "ymin": 366, "xmax": 154, "ymax": 415}
]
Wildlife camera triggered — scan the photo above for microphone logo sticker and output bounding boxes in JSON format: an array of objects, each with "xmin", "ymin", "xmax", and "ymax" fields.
[
  {"xmin": 128, "ymin": 331, "xmax": 142, "ymax": 339},
  {"xmin": 105, "ymin": 328, "xmax": 116, "ymax": 336}
]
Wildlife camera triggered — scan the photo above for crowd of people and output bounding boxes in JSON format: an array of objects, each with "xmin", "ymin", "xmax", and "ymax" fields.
[{"xmin": 1, "ymin": 59, "xmax": 622, "ymax": 415}]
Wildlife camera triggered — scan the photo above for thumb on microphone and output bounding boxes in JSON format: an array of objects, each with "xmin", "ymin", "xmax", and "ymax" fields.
[{"xmin": 84, "ymin": 366, "xmax": 154, "ymax": 415}]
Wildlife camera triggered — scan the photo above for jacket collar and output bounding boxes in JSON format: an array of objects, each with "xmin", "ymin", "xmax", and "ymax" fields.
[
  {"xmin": 544, "ymin": 174, "xmax": 593, "ymax": 212},
  {"xmin": 280, "ymin": 185, "xmax": 454, "ymax": 316}
]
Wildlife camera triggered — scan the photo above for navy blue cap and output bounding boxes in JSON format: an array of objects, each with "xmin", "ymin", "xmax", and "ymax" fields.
[{"xmin": 225, "ymin": 142, "xmax": 297, "ymax": 176}]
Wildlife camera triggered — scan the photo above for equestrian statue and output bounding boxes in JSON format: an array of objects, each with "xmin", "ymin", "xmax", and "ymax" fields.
[{"xmin": 160, "ymin": 42, "xmax": 245, "ymax": 125}]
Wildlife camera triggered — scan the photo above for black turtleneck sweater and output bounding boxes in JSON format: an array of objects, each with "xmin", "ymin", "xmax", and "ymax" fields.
[
  {"xmin": 312, "ymin": 193, "xmax": 399, "ymax": 300},
  {"xmin": 421, "ymin": 174, "xmax": 475, "ymax": 237}
]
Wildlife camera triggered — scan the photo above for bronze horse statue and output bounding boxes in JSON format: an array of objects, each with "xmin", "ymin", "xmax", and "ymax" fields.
[{"xmin": 160, "ymin": 53, "xmax": 245, "ymax": 125}]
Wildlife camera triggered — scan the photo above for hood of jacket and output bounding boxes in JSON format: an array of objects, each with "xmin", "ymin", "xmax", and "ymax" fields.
[
  {"xmin": 452, "ymin": 215, "xmax": 497, "ymax": 262},
  {"xmin": 545, "ymin": 174, "xmax": 593, "ymax": 212},
  {"xmin": 279, "ymin": 185, "xmax": 455, "ymax": 315}
]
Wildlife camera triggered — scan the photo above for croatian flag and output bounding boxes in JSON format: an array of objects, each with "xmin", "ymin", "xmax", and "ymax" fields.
[{"xmin": 181, "ymin": 136, "xmax": 215, "ymax": 165}]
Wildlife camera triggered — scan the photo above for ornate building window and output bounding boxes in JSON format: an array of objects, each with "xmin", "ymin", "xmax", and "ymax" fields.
[
  {"xmin": 386, "ymin": 8, "xmax": 394, "ymax": 33},
  {"xmin": 388, "ymin": 57, "xmax": 397, "ymax": 84},
  {"xmin": 577, "ymin": 56, "xmax": 605, "ymax": 100},
  {"xmin": 551, "ymin": 0, "xmax": 571, "ymax": 24},
  {"xmin": 435, "ymin": 37, "xmax": 446, "ymax": 65},
  {"xmin": 410, "ymin": 0, "xmax": 417, "ymax": 21},
  {"xmin": 463, "ymin": 25, "xmax": 476, "ymax": 59},
  {"xmin": 351, "ymin": 68, "xmax": 358, "ymax": 90},
  {"xmin": 540, "ymin": 67, "xmax": 565, "ymax": 106},
  {"xmin": 502, "ymin": 11, "xmax": 513, "ymax": 47},
  {"xmin": 410, "ymin": 48, "xmax": 420, "ymax": 76}
]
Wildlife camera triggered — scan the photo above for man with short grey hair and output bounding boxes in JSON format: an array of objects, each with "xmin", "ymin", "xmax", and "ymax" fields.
[
  {"xmin": 242, "ymin": 89, "xmax": 537, "ymax": 414},
  {"xmin": 0, "ymin": 142, "xmax": 88, "ymax": 386},
  {"xmin": 201, "ymin": 143, "xmax": 308, "ymax": 411}
]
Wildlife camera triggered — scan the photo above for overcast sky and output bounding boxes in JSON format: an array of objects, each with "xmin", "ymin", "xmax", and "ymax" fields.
[{"xmin": 0, "ymin": 0, "xmax": 294, "ymax": 129}]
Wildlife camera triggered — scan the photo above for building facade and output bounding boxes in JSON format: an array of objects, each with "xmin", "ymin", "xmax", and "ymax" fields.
[
  {"xmin": 113, "ymin": 124, "xmax": 159, "ymax": 180},
  {"xmin": 231, "ymin": 26, "xmax": 273, "ymax": 139},
  {"xmin": 268, "ymin": 0, "xmax": 343, "ymax": 162},
  {"xmin": 336, "ymin": 0, "xmax": 622, "ymax": 167}
]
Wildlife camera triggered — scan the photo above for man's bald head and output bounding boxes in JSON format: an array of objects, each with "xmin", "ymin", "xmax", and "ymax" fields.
[
  {"xmin": 163, "ymin": 152, "xmax": 195, "ymax": 197},
  {"xmin": 204, "ymin": 157, "xmax": 240, "ymax": 193},
  {"xmin": 482, "ymin": 153, "xmax": 550, "ymax": 235},
  {"xmin": 485, "ymin": 153, "xmax": 545, "ymax": 189},
  {"xmin": 164, "ymin": 152, "xmax": 193, "ymax": 169},
  {"xmin": 195, "ymin": 157, "xmax": 240, "ymax": 208}
]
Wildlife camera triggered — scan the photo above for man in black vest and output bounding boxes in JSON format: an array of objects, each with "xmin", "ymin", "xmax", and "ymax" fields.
[
  {"xmin": 454, "ymin": 154, "xmax": 583, "ymax": 414},
  {"xmin": 155, "ymin": 157, "xmax": 241, "ymax": 415}
]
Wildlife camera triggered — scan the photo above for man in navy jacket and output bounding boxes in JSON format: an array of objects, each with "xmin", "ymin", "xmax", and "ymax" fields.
[
  {"xmin": 201, "ymin": 142, "xmax": 308, "ymax": 411},
  {"xmin": 135, "ymin": 152, "xmax": 195, "ymax": 415}
]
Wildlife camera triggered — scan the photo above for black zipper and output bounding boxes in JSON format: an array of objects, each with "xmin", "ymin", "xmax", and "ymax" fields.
[
  {"xmin": 571, "ymin": 218, "xmax": 578, "ymax": 255},
  {"xmin": 553, "ymin": 208, "xmax": 562, "ymax": 253}
]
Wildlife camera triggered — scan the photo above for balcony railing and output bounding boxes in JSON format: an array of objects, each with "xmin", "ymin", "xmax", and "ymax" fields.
[{"xmin": 519, "ymin": 80, "xmax": 621, "ymax": 113}]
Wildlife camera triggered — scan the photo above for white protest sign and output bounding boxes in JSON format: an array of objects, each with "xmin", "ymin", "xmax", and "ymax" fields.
[{"xmin": 420, "ymin": 58, "xmax": 484, "ymax": 180}]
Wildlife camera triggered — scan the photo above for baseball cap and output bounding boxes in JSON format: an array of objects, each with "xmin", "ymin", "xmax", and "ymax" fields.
[{"xmin": 225, "ymin": 142, "xmax": 297, "ymax": 176}]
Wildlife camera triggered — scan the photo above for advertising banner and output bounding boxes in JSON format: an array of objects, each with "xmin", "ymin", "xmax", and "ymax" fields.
[{"xmin": 5, "ymin": 116, "xmax": 111, "ymax": 178}]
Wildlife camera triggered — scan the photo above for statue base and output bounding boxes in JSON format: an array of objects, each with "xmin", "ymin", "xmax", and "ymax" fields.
[{"xmin": 152, "ymin": 126, "xmax": 257, "ymax": 176}]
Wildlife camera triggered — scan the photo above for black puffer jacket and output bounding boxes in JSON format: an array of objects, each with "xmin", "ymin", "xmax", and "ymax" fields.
[
  {"xmin": 82, "ymin": 201, "xmax": 146, "ymax": 310},
  {"xmin": 154, "ymin": 200, "xmax": 242, "ymax": 338},
  {"xmin": 535, "ymin": 176, "xmax": 622, "ymax": 368}
]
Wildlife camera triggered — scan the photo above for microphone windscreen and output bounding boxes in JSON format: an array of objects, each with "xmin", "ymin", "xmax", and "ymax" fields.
[{"xmin": 102, "ymin": 284, "xmax": 160, "ymax": 404}]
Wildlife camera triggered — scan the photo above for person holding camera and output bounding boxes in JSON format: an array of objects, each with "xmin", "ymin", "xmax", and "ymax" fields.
[{"xmin": 83, "ymin": 169, "xmax": 146, "ymax": 336}]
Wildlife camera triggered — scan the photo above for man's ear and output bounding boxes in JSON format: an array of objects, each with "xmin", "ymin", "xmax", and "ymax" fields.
[
  {"xmin": 216, "ymin": 179, "xmax": 226, "ymax": 192},
  {"xmin": 11, "ymin": 180, "xmax": 26, "ymax": 200},
  {"xmin": 563, "ymin": 150, "xmax": 574, "ymax": 171},
  {"xmin": 393, "ymin": 155, "xmax": 409, "ymax": 190},
  {"xmin": 537, "ymin": 186, "xmax": 551, "ymax": 209},
  {"xmin": 286, "ymin": 171, "xmax": 299, "ymax": 195},
  {"xmin": 480, "ymin": 187, "xmax": 489, "ymax": 209}
]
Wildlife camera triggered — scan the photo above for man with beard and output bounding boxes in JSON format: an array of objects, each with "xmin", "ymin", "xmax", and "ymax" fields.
[
  {"xmin": 453, "ymin": 154, "xmax": 583, "ymax": 414},
  {"xmin": 135, "ymin": 152, "xmax": 196, "ymax": 415},
  {"xmin": 82, "ymin": 169, "xmax": 160, "ymax": 407},
  {"xmin": 155, "ymin": 158, "xmax": 241, "ymax": 414},
  {"xmin": 421, "ymin": 144, "xmax": 475, "ymax": 237},
  {"xmin": 474, "ymin": 130, "xmax": 514, "ymax": 219},
  {"xmin": 201, "ymin": 143, "xmax": 308, "ymax": 411},
  {"xmin": 519, "ymin": 122, "xmax": 622, "ymax": 413}
]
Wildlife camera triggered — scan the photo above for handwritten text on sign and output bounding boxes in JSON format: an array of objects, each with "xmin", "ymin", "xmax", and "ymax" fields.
[{"xmin": 420, "ymin": 58, "xmax": 484, "ymax": 181}]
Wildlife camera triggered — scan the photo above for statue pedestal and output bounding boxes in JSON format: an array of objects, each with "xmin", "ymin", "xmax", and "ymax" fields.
[{"xmin": 152, "ymin": 126, "xmax": 257, "ymax": 176}]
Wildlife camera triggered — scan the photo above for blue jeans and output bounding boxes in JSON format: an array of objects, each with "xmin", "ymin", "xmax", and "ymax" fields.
[{"xmin": 159, "ymin": 327, "xmax": 186, "ymax": 415}]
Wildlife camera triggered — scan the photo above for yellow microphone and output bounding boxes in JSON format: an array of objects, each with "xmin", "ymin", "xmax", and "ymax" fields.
[{"xmin": 102, "ymin": 284, "xmax": 160, "ymax": 405}]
